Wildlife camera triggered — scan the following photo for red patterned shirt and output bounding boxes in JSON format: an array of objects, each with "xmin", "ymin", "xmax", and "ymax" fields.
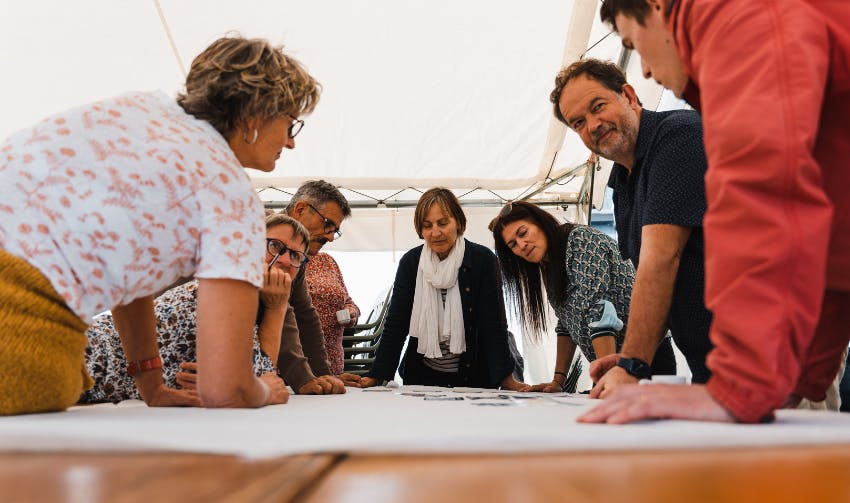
[{"xmin": 304, "ymin": 253, "xmax": 359, "ymax": 375}]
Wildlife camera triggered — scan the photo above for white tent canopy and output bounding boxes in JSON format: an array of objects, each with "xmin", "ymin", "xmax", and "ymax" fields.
[{"xmin": 2, "ymin": 0, "xmax": 682, "ymax": 251}]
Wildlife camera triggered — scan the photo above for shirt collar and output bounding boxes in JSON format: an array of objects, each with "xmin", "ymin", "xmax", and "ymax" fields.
[
  {"xmin": 626, "ymin": 108, "xmax": 660, "ymax": 173},
  {"xmin": 609, "ymin": 108, "xmax": 658, "ymax": 179}
]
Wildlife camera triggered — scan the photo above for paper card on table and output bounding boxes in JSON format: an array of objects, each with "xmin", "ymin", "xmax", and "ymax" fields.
[
  {"xmin": 402, "ymin": 385, "xmax": 449, "ymax": 393},
  {"xmin": 465, "ymin": 394, "xmax": 508, "ymax": 400},
  {"xmin": 546, "ymin": 396, "xmax": 590, "ymax": 406}
]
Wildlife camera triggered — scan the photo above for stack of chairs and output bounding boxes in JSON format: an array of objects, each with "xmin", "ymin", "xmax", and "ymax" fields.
[{"xmin": 342, "ymin": 286, "xmax": 392, "ymax": 375}]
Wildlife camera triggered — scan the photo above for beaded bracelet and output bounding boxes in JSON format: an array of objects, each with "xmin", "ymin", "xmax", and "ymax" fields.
[{"xmin": 127, "ymin": 356, "xmax": 163, "ymax": 377}]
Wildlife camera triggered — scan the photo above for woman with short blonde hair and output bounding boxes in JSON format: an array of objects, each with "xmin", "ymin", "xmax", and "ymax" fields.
[{"xmin": 0, "ymin": 35, "xmax": 319, "ymax": 415}]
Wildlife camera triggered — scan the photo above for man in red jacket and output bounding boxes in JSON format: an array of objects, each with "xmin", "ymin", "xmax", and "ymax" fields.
[{"xmin": 580, "ymin": 0, "xmax": 850, "ymax": 423}]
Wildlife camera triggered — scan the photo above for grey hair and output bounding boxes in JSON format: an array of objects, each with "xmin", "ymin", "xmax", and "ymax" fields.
[{"xmin": 285, "ymin": 180, "xmax": 351, "ymax": 217}]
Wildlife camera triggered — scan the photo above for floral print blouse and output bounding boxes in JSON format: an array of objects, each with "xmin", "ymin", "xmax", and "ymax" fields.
[
  {"xmin": 80, "ymin": 281, "xmax": 274, "ymax": 404},
  {"xmin": 304, "ymin": 253, "xmax": 359, "ymax": 375}
]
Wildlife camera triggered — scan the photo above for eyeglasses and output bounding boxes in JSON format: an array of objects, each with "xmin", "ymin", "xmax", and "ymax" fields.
[
  {"xmin": 488, "ymin": 202, "xmax": 514, "ymax": 232},
  {"xmin": 288, "ymin": 116, "xmax": 305, "ymax": 139},
  {"xmin": 266, "ymin": 238, "xmax": 309, "ymax": 268},
  {"xmin": 307, "ymin": 203, "xmax": 342, "ymax": 239}
]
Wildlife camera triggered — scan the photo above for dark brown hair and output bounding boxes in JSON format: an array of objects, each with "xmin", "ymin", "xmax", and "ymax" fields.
[
  {"xmin": 599, "ymin": 0, "xmax": 653, "ymax": 31},
  {"xmin": 550, "ymin": 59, "xmax": 629, "ymax": 126},
  {"xmin": 414, "ymin": 188, "xmax": 467, "ymax": 238},
  {"xmin": 490, "ymin": 201, "xmax": 575, "ymax": 338}
]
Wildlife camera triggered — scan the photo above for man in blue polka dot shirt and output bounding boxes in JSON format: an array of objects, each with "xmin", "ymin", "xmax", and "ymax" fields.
[{"xmin": 551, "ymin": 58, "xmax": 712, "ymax": 398}]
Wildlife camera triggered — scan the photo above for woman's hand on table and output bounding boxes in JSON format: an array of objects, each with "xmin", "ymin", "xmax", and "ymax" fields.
[
  {"xmin": 260, "ymin": 372, "xmax": 290, "ymax": 405},
  {"xmin": 177, "ymin": 362, "xmax": 289, "ymax": 405},
  {"xmin": 136, "ymin": 365, "xmax": 201, "ymax": 407},
  {"xmin": 499, "ymin": 375, "xmax": 527, "ymax": 391},
  {"xmin": 520, "ymin": 381, "xmax": 563, "ymax": 393},
  {"xmin": 144, "ymin": 384, "xmax": 201, "ymax": 407}
]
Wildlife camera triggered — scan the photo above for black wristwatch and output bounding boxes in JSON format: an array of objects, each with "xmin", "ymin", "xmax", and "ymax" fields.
[{"xmin": 617, "ymin": 357, "xmax": 652, "ymax": 380}]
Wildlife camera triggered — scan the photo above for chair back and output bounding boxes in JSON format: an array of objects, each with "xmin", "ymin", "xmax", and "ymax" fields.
[{"xmin": 342, "ymin": 286, "xmax": 392, "ymax": 374}]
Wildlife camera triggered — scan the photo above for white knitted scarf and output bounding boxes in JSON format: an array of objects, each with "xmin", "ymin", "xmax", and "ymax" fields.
[{"xmin": 409, "ymin": 238, "xmax": 466, "ymax": 359}]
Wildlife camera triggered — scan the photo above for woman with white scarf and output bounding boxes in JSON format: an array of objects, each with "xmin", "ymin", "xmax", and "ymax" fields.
[{"xmin": 348, "ymin": 188, "xmax": 525, "ymax": 390}]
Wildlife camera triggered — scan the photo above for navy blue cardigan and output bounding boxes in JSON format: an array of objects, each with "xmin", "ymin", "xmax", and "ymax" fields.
[{"xmin": 367, "ymin": 239, "xmax": 516, "ymax": 388}]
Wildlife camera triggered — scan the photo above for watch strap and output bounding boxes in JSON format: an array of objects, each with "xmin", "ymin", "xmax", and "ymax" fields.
[{"xmin": 617, "ymin": 357, "xmax": 652, "ymax": 380}]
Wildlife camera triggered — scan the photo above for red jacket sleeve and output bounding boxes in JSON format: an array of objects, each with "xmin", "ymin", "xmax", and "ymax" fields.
[{"xmin": 673, "ymin": 0, "xmax": 836, "ymax": 422}]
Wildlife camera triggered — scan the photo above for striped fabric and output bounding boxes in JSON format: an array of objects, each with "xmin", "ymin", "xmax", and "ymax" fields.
[{"xmin": 421, "ymin": 287, "xmax": 460, "ymax": 373}]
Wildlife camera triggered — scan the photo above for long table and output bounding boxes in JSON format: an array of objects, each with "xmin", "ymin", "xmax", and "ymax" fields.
[
  {"xmin": 4, "ymin": 388, "xmax": 850, "ymax": 502},
  {"xmin": 5, "ymin": 445, "xmax": 850, "ymax": 502}
]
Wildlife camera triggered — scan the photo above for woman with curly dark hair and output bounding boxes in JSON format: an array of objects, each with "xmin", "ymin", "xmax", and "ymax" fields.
[{"xmin": 490, "ymin": 201, "xmax": 675, "ymax": 392}]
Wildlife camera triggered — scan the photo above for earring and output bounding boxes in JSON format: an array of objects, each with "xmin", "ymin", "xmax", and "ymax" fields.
[{"xmin": 243, "ymin": 129, "xmax": 258, "ymax": 145}]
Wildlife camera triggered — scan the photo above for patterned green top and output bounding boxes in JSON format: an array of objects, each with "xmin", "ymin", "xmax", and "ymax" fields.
[{"xmin": 552, "ymin": 226, "xmax": 635, "ymax": 361}]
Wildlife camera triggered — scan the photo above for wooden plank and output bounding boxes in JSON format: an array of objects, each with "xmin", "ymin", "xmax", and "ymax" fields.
[
  {"xmin": 303, "ymin": 446, "xmax": 850, "ymax": 503},
  {"xmin": 0, "ymin": 452, "xmax": 339, "ymax": 503}
]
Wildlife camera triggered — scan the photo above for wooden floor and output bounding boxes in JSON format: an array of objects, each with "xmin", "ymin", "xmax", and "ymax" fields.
[{"xmin": 5, "ymin": 445, "xmax": 850, "ymax": 503}]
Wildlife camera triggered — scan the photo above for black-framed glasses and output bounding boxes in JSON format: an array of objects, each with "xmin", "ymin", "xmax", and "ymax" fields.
[
  {"xmin": 288, "ymin": 116, "xmax": 305, "ymax": 139},
  {"xmin": 488, "ymin": 202, "xmax": 514, "ymax": 232},
  {"xmin": 266, "ymin": 238, "xmax": 309, "ymax": 268},
  {"xmin": 307, "ymin": 203, "xmax": 342, "ymax": 239}
]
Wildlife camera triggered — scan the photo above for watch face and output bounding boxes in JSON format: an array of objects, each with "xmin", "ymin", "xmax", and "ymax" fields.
[{"xmin": 618, "ymin": 357, "xmax": 652, "ymax": 379}]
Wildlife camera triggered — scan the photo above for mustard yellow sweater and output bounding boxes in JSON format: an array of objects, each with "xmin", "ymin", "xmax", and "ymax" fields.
[{"xmin": 0, "ymin": 249, "xmax": 92, "ymax": 415}]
